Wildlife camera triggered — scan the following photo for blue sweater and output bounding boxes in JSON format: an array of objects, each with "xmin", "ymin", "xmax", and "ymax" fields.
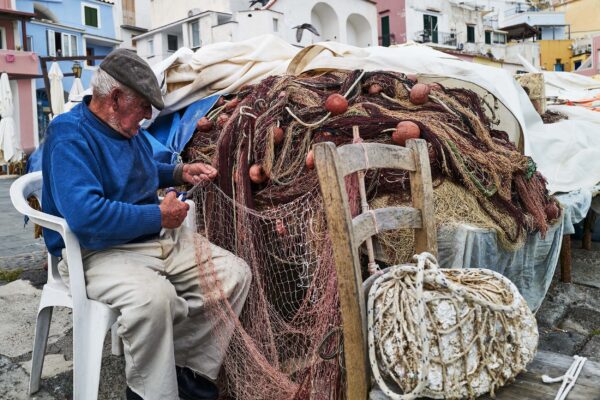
[{"xmin": 42, "ymin": 96, "xmax": 176, "ymax": 256}]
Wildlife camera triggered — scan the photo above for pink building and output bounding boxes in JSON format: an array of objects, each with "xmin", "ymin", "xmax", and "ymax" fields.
[
  {"xmin": 574, "ymin": 35, "xmax": 600, "ymax": 79},
  {"xmin": 376, "ymin": 0, "xmax": 407, "ymax": 46},
  {"xmin": 0, "ymin": 0, "xmax": 38, "ymax": 159}
]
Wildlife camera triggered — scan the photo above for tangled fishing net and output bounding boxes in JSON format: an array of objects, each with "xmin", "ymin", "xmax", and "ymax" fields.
[
  {"xmin": 368, "ymin": 253, "xmax": 538, "ymax": 399},
  {"xmin": 181, "ymin": 70, "xmax": 558, "ymax": 399}
]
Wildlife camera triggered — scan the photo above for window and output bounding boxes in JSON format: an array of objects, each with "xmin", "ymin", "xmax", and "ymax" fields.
[
  {"xmin": 554, "ymin": 58, "xmax": 564, "ymax": 71},
  {"xmin": 167, "ymin": 34, "xmax": 178, "ymax": 51},
  {"xmin": 0, "ymin": 27, "xmax": 5, "ymax": 50},
  {"xmin": 423, "ymin": 14, "xmax": 438, "ymax": 43},
  {"xmin": 381, "ymin": 16, "xmax": 390, "ymax": 47},
  {"xmin": 574, "ymin": 60, "xmax": 582, "ymax": 70},
  {"xmin": 86, "ymin": 47, "xmax": 95, "ymax": 66},
  {"xmin": 47, "ymin": 30, "xmax": 77, "ymax": 56},
  {"xmin": 493, "ymin": 32, "xmax": 506, "ymax": 44},
  {"xmin": 273, "ymin": 18, "xmax": 278, "ymax": 32},
  {"xmin": 467, "ymin": 25, "xmax": 475, "ymax": 43},
  {"xmin": 147, "ymin": 39, "xmax": 154, "ymax": 56},
  {"xmin": 82, "ymin": 3, "xmax": 100, "ymax": 28},
  {"xmin": 485, "ymin": 31, "xmax": 491, "ymax": 45},
  {"xmin": 191, "ymin": 21, "xmax": 200, "ymax": 48},
  {"xmin": 26, "ymin": 35, "xmax": 33, "ymax": 52}
]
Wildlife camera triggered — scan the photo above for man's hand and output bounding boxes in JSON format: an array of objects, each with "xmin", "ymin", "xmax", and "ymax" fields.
[
  {"xmin": 160, "ymin": 191, "xmax": 189, "ymax": 229},
  {"xmin": 182, "ymin": 163, "xmax": 217, "ymax": 185}
]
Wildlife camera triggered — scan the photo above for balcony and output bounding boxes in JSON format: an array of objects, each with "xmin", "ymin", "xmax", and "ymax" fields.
[
  {"xmin": 504, "ymin": 5, "xmax": 541, "ymax": 18},
  {"xmin": 414, "ymin": 30, "xmax": 457, "ymax": 47}
]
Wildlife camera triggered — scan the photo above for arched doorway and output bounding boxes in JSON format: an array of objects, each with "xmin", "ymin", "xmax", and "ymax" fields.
[
  {"xmin": 310, "ymin": 3, "xmax": 339, "ymax": 43},
  {"xmin": 346, "ymin": 14, "xmax": 372, "ymax": 47}
]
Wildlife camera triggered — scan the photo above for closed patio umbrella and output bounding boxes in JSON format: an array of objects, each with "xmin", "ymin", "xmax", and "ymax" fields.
[
  {"xmin": 68, "ymin": 77, "xmax": 84, "ymax": 102},
  {"xmin": 0, "ymin": 73, "xmax": 20, "ymax": 163},
  {"xmin": 49, "ymin": 62, "xmax": 65, "ymax": 117}
]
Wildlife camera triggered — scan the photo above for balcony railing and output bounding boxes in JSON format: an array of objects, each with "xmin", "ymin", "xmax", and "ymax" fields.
[
  {"xmin": 414, "ymin": 30, "xmax": 457, "ymax": 47},
  {"xmin": 504, "ymin": 5, "xmax": 540, "ymax": 18}
]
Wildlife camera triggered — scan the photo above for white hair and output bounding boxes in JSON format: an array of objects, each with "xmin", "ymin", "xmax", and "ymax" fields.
[{"xmin": 90, "ymin": 67, "xmax": 135, "ymax": 99}]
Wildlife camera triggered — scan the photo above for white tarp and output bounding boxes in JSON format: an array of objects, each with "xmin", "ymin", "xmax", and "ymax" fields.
[
  {"xmin": 153, "ymin": 35, "xmax": 600, "ymax": 194},
  {"xmin": 0, "ymin": 73, "xmax": 20, "ymax": 163},
  {"xmin": 48, "ymin": 62, "xmax": 65, "ymax": 118},
  {"xmin": 154, "ymin": 36, "xmax": 296, "ymax": 115}
]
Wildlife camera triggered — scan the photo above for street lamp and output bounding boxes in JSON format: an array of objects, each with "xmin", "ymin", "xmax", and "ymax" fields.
[{"xmin": 71, "ymin": 61, "xmax": 82, "ymax": 79}]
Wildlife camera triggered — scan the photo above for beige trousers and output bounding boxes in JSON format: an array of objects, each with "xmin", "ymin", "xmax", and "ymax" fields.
[{"xmin": 58, "ymin": 226, "xmax": 252, "ymax": 400}]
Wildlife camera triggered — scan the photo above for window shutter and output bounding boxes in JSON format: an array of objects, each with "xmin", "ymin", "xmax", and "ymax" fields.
[{"xmin": 47, "ymin": 29, "xmax": 56, "ymax": 56}]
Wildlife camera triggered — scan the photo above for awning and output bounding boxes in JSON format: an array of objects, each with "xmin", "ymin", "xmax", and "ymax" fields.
[{"xmin": 501, "ymin": 23, "xmax": 539, "ymax": 41}]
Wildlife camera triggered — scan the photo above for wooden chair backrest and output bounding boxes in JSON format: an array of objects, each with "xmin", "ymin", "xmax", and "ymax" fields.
[{"xmin": 314, "ymin": 138, "xmax": 437, "ymax": 400}]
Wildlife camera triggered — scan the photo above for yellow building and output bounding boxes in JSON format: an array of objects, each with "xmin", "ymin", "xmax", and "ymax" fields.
[
  {"xmin": 553, "ymin": 0, "xmax": 600, "ymax": 40},
  {"xmin": 538, "ymin": 39, "xmax": 574, "ymax": 71}
]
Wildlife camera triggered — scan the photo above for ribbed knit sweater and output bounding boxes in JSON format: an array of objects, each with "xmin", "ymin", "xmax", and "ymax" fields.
[{"xmin": 42, "ymin": 96, "xmax": 176, "ymax": 256}]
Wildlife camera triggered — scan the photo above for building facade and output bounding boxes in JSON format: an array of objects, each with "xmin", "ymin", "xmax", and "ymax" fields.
[
  {"xmin": 133, "ymin": 0, "xmax": 378, "ymax": 65},
  {"xmin": 0, "ymin": 0, "xmax": 39, "ymax": 158},
  {"xmin": 13, "ymin": 0, "xmax": 121, "ymax": 136},
  {"xmin": 114, "ymin": 0, "xmax": 150, "ymax": 49},
  {"xmin": 375, "ymin": 0, "xmax": 540, "ymax": 73}
]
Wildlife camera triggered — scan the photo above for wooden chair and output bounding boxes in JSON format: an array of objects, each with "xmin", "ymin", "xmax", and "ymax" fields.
[{"xmin": 314, "ymin": 138, "xmax": 437, "ymax": 400}]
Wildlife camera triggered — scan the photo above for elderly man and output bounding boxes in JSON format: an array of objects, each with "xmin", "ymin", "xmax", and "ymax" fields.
[{"xmin": 41, "ymin": 49, "xmax": 251, "ymax": 400}]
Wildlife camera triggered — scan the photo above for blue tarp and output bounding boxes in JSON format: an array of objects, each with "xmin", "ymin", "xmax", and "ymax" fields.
[{"xmin": 144, "ymin": 94, "xmax": 220, "ymax": 164}]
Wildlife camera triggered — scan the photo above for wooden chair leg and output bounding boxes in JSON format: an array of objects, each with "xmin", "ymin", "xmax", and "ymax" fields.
[
  {"xmin": 560, "ymin": 234, "xmax": 572, "ymax": 283},
  {"xmin": 582, "ymin": 210, "xmax": 596, "ymax": 251}
]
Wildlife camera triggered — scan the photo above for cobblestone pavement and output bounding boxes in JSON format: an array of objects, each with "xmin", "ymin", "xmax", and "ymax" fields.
[
  {"xmin": 0, "ymin": 176, "xmax": 598, "ymax": 399},
  {"xmin": 536, "ymin": 240, "xmax": 600, "ymax": 363}
]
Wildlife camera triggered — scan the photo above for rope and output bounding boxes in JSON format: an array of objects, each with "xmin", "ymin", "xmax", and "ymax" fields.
[
  {"xmin": 542, "ymin": 355, "xmax": 587, "ymax": 400},
  {"xmin": 367, "ymin": 252, "xmax": 535, "ymax": 399}
]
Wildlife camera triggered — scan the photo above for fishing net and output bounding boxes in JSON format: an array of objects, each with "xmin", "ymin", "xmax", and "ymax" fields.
[{"xmin": 182, "ymin": 70, "xmax": 559, "ymax": 399}]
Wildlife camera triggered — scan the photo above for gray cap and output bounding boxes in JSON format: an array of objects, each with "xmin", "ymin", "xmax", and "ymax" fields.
[{"xmin": 100, "ymin": 48, "xmax": 164, "ymax": 110}]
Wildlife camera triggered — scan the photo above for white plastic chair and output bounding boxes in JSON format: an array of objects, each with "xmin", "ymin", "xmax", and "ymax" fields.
[
  {"xmin": 10, "ymin": 171, "xmax": 121, "ymax": 399},
  {"xmin": 11, "ymin": 171, "xmax": 197, "ymax": 399}
]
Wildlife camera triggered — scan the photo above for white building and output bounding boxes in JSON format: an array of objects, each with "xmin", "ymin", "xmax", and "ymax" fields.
[
  {"xmin": 398, "ymin": 0, "xmax": 540, "ymax": 72},
  {"xmin": 113, "ymin": 0, "xmax": 152, "ymax": 49},
  {"xmin": 133, "ymin": 0, "xmax": 378, "ymax": 65}
]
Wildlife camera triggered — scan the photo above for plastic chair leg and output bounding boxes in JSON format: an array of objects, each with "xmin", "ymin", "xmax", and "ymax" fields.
[
  {"xmin": 29, "ymin": 306, "xmax": 53, "ymax": 395},
  {"xmin": 72, "ymin": 314, "xmax": 110, "ymax": 400},
  {"xmin": 111, "ymin": 322, "xmax": 123, "ymax": 356}
]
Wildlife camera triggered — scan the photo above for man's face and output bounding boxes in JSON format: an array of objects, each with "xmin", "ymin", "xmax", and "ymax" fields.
[{"xmin": 110, "ymin": 89, "xmax": 152, "ymax": 139}]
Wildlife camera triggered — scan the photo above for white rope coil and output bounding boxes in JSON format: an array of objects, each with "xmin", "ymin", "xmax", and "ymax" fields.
[
  {"xmin": 368, "ymin": 253, "xmax": 539, "ymax": 399},
  {"xmin": 542, "ymin": 355, "xmax": 587, "ymax": 400}
]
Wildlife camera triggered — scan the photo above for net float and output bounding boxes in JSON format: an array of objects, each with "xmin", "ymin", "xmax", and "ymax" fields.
[
  {"xmin": 324, "ymin": 94, "xmax": 348, "ymax": 116},
  {"xmin": 392, "ymin": 121, "xmax": 421, "ymax": 146},
  {"xmin": 249, "ymin": 164, "xmax": 268, "ymax": 184},
  {"xmin": 406, "ymin": 73, "xmax": 418, "ymax": 83},
  {"xmin": 369, "ymin": 84, "xmax": 383, "ymax": 95},
  {"xmin": 225, "ymin": 97, "xmax": 240, "ymax": 111},
  {"xmin": 409, "ymin": 83, "xmax": 430, "ymax": 105},
  {"xmin": 216, "ymin": 113, "xmax": 230, "ymax": 127},
  {"xmin": 306, "ymin": 150, "xmax": 315, "ymax": 169},
  {"xmin": 273, "ymin": 127, "xmax": 285, "ymax": 145},
  {"xmin": 196, "ymin": 117, "xmax": 214, "ymax": 132}
]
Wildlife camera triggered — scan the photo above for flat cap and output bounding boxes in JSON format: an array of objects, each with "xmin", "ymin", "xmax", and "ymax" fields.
[{"xmin": 100, "ymin": 48, "xmax": 164, "ymax": 110}]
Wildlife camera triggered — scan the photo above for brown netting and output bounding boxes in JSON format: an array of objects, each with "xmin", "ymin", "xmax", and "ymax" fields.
[{"xmin": 182, "ymin": 70, "xmax": 559, "ymax": 399}]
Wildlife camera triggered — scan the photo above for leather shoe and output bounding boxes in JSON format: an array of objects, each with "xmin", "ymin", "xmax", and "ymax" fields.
[
  {"xmin": 176, "ymin": 366, "xmax": 219, "ymax": 400},
  {"xmin": 126, "ymin": 387, "xmax": 143, "ymax": 400}
]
